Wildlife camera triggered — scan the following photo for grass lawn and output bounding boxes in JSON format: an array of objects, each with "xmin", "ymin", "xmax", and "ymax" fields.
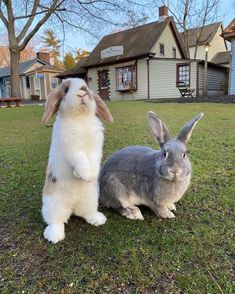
[{"xmin": 0, "ymin": 102, "xmax": 234, "ymax": 294}]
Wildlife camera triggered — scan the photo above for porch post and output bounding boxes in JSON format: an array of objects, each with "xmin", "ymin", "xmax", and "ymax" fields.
[{"xmin": 146, "ymin": 57, "xmax": 150, "ymax": 99}]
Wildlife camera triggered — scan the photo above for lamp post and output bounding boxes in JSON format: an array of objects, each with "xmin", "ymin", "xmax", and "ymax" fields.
[{"xmin": 203, "ymin": 43, "xmax": 210, "ymax": 96}]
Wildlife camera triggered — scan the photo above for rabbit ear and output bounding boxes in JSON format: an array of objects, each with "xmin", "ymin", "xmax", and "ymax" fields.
[
  {"xmin": 147, "ymin": 111, "xmax": 170, "ymax": 147},
  {"xmin": 42, "ymin": 79, "xmax": 71, "ymax": 123},
  {"xmin": 92, "ymin": 92, "xmax": 113, "ymax": 123},
  {"xmin": 177, "ymin": 113, "xmax": 204, "ymax": 144}
]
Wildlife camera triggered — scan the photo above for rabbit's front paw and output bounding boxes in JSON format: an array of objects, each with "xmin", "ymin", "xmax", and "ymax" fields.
[
  {"xmin": 167, "ymin": 203, "xmax": 176, "ymax": 211},
  {"xmin": 120, "ymin": 206, "xmax": 144, "ymax": 220},
  {"xmin": 84, "ymin": 212, "xmax": 107, "ymax": 226},
  {"xmin": 43, "ymin": 223, "xmax": 65, "ymax": 243},
  {"xmin": 157, "ymin": 207, "xmax": 175, "ymax": 219},
  {"xmin": 73, "ymin": 167, "xmax": 96, "ymax": 182}
]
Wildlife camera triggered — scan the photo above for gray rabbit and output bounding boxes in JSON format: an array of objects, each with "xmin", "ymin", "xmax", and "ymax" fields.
[{"xmin": 99, "ymin": 111, "xmax": 204, "ymax": 220}]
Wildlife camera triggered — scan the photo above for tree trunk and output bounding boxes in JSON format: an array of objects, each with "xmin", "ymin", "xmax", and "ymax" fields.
[{"xmin": 9, "ymin": 49, "xmax": 21, "ymax": 97}]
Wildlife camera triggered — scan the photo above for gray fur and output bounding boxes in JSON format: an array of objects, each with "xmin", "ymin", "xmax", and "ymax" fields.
[{"xmin": 99, "ymin": 112, "xmax": 204, "ymax": 219}]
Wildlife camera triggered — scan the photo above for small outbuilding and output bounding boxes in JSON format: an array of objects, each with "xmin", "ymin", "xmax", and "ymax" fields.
[{"xmin": 0, "ymin": 52, "xmax": 63, "ymax": 100}]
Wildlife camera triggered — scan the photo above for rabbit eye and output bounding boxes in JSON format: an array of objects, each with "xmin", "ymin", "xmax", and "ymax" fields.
[
  {"xmin": 183, "ymin": 153, "xmax": 186, "ymax": 158},
  {"xmin": 64, "ymin": 87, "xmax": 69, "ymax": 93},
  {"xmin": 163, "ymin": 150, "xmax": 167, "ymax": 158}
]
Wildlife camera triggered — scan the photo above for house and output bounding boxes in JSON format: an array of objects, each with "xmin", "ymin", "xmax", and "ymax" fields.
[
  {"xmin": 183, "ymin": 22, "xmax": 228, "ymax": 61},
  {"xmin": 0, "ymin": 52, "xmax": 63, "ymax": 99},
  {"xmin": 211, "ymin": 51, "xmax": 231, "ymax": 67},
  {"xmin": 59, "ymin": 6, "xmax": 228, "ymax": 100},
  {"xmin": 221, "ymin": 18, "xmax": 235, "ymax": 95}
]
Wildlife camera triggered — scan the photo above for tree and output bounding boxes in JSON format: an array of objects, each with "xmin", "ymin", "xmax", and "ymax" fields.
[
  {"xmin": 75, "ymin": 48, "xmax": 89, "ymax": 62},
  {"xmin": 0, "ymin": 35, "xmax": 37, "ymax": 67},
  {"xmin": 0, "ymin": 45, "xmax": 10, "ymax": 66},
  {"xmin": 166, "ymin": 0, "xmax": 222, "ymax": 58},
  {"xmin": 121, "ymin": 10, "xmax": 149, "ymax": 29},
  {"xmin": 0, "ymin": 0, "xmax": 155, "ymax": 97},
  {"xmin": 42, "ymin": 29, "xmax": 61, "ymax": 68},
  {"xmin": 63, "ymin": 52, "xmax": 75, "ymax": 69}
]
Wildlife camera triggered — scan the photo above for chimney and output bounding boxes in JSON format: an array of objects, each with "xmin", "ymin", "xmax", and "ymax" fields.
[
  {"xmin": 36, "ymin": 52, "xmax": 50, "ymax": 64},
  {"xmin": 159, "ymin": 5, "xmax": 168, "ymax": 22}
]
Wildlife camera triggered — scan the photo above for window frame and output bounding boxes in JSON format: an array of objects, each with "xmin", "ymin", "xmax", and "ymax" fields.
[
  {"xmin": 50, "ymin": 76, "xmax": 58, "ymax": 89},
  {"xmin": 115, "ymin": 64, "xmax": 137, "ymax": 92},
  {"xmin": 176, "ymin": 63, "xmax": 191, "ymax": 87},
  {"xmin": 159, "ymin": 43, "xmax": 165, "ymax": 56}
]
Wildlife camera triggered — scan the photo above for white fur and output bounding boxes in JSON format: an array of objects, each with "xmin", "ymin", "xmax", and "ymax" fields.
[{"xmin": 42, "ymin": 78, "xmax": 107, "ymax": 243}]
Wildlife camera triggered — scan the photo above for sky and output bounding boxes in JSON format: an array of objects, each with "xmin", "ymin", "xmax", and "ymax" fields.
[
  {"xmin": 0, "ymin": 0, "xmax": 234, "ymax": 56},
  {"xmin": 57, "ymin": 0, "xmax": 235, "ymax": 55}
]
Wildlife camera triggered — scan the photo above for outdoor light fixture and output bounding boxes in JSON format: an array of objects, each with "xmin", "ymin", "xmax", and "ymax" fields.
[
  {"xmin": 203, "ymin": 43, "xmax": 210, "ymax": 96},
  {"xmin": 204, "ymin": 43, "xmax": 210, "ymax": 52}
]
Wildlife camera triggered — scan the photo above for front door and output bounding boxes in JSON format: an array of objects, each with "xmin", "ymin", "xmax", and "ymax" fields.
[{"xmin": 98, "ymin": 70, "xmax": 109, "ymax": 100}]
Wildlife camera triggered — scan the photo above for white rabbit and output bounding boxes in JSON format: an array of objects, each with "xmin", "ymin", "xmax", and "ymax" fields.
[{"xmin": 41, "ymin": 78, "xmax": 113, "ymax": 243}]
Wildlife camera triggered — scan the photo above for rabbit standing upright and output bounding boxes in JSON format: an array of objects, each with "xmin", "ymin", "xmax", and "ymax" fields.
[
  {"xmin": 99, "ymin": 111, "xmax": 203, "ymax": 220},
  {"xmin": 41, "ymin": 78, "xmax": 113, "ymax": 243}
]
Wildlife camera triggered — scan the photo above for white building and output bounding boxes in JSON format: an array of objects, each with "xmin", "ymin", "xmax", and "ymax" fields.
[{"xmin": 59, "ymin": 6, "xmax": 229, "ymax": 99}]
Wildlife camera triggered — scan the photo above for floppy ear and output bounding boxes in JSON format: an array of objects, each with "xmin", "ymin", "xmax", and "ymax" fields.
[
  {"xmin": 177, "ymin": 113, "xmax": 204, "ymax": 144},
  {"xmin": 147, "ymin": 111, "xmax": 170, "ymax": 148},
  {"xmin": 92, "ymin": 92, "xmax": 113, "ymax": 123},
  {"xmin": 42, "ymin": 79, "xmax": 71, "ymax": 123}
]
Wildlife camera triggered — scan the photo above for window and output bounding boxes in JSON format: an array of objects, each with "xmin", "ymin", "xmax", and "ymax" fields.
[
  {"xmin": 35, "ymin": 77, "xmax": 40, "ymax": 90},
  {"xmin": 50, "ymin": 77, "xmax": 58, "ymax": 89},
  {"xmin": 26, "ymin": 76, "xmax": 30, "ymax": 88},
  {"xmin": 172, "ymin": 47, "xmax": 176, "ymax": 58},
  {"xmin": 176, "ymin": 63, "xmax": 190, "ymax": 86},
  {"xmin": 116, "ymin": 65, "xmax": 137, "ymax": 91},
  {"xmin": 160, "ymin": 43, "xmax": 165, "ymax": 56}
]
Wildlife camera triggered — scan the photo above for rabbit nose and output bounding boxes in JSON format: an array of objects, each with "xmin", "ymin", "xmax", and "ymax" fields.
[
  {"xmin": 168, "ymin": 169, "xmax": 175, "ymax": 175},
  {"xmin": 77, "ymin": 91, "xmax": 87, "ymax": 103},
  {"xmin": 168, "ymin": 168, "xmax": 182, "ymax": 176}
]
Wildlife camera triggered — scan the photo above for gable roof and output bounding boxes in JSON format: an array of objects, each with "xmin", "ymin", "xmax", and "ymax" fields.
[
  {"xmin": 221, "ymin": 18, "xmax": 235, "ymax": 41},
  {"xmin": 183, "ymin": 22, "xmax": 222, "ymax": 47},
  {"xmin": 26, "ymin": 64, "xmax": 64, "ymax": 75},
  {"xmin": 57, "ymin": 57, "xmax": 88, "ymax": 78},
  {"xmin": 211, "ymin": 51, "xmax": 231, "ymax": 64},
  {"xmin": 84, "ymin": 17, "xmax": 187, "ymax": 67},
  {"xmin": 0, "ymin": 58, "xmax": 48, "ymax": 78}
]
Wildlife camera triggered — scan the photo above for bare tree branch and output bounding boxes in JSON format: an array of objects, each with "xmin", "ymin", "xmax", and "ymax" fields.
[
  {"xmin": 16, "ymin": 0, "xmax": 40, "ymax": 42},
  {"xmin": 0, "ymin": 0, "xmax": 8, "ymax": 28},
  {"xmin": 19, "ymin": 0, "xmax": 64, "ymax": 50}
]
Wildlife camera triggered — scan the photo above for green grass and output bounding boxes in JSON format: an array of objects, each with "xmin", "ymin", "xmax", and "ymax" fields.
[{"xmin": 0, "ymin": 102, "xmax": 234, "ymax": 294}]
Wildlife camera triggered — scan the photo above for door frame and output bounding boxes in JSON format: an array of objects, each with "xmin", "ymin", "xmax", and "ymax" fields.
[{"xmin": 97, "ymin": 69, "xmax": 110, "ymax": 100}]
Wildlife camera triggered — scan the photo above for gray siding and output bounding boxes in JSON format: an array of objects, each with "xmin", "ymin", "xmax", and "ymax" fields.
[
  {"xmin": 0, "ymin": 79, "xmax": 3, "ymax": 97},
  {"xmin": 198, "ymin": 64, "xmax": 227, "ymax": 96},
  {"xmin": 1, "ymin": 77, "xmax": 11, "ymax": 97},
  {"xmin": 229, "ymin": 40, "xmax": 235, "ymax": 95}
]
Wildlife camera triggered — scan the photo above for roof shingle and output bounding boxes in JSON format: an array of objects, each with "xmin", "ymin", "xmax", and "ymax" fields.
[
  {"xmin": 84, "ymin": 17, "xmax": 186, "ymax": 67},
  {"xmin": 211, "ymin": 51, "xmax": 231, "ymax": 64},
  {"xmin": 0, "ymin": 58, "xmax": 45, "ymax": 78},
  {"xmin": 183, "ymin": 22, "xmax": 221, "ymax": 47}
]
